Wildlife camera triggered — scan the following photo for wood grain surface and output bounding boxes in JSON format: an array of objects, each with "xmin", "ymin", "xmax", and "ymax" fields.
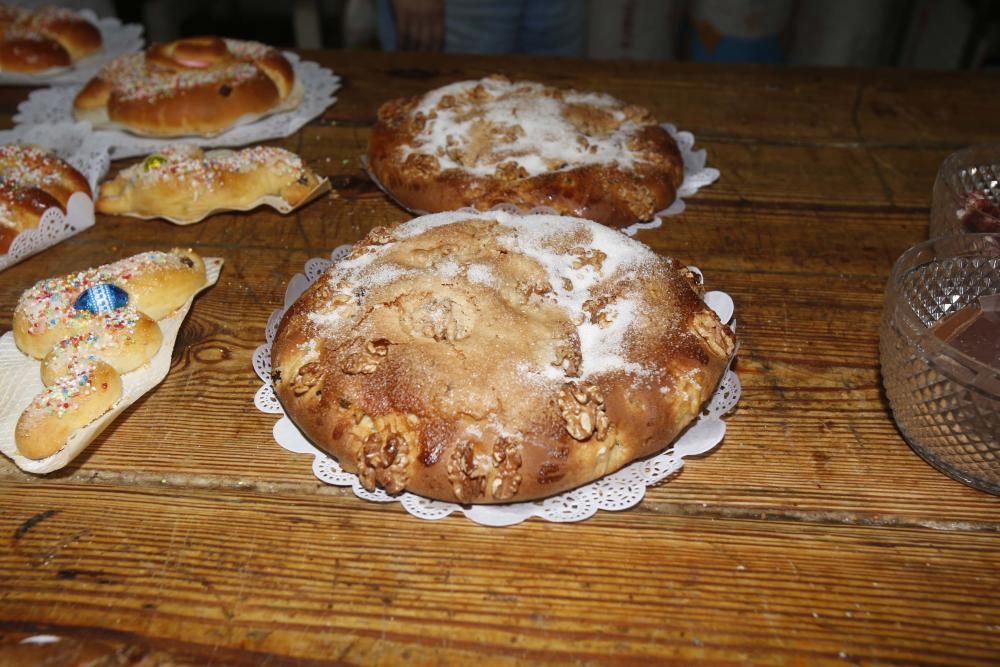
[{"xmin": 0, "ymin": 50, "xmax": 998, "ymax": 666}]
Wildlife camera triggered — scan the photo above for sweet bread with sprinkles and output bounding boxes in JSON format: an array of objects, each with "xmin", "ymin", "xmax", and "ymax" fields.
[
  {"xmin": 271, "ymin": 210, "xmax": 736, "ymax": 504},
  {"xmin": 73, "ymin": 35, "xmax": 298, "ymax": 137},
  {"xmin": 14, "ymin": 248, "xmax": 205, "ymax": 358},
  {"xmin": 12, "ymin": 249, "xmax": 206, "ymax": 459},
  {"xmin": 97, "ymin": 144, "xmax": 326, "ymax": 222},
  {"xmin": 368, "ymin": 75, "xmax": 684, "ymax": 228},
  {"xmin": 0, "ymin": 144, "xmax": 91, "ymax": 254},
  {"xmin": 0, "ymin": 6, "xmax": 102, "ymax": 73}
]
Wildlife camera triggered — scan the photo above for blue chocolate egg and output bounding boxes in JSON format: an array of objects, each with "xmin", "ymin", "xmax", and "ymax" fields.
[{"xmin": 74, "ymin": 283, "xmax": 129, "ymax": 313}]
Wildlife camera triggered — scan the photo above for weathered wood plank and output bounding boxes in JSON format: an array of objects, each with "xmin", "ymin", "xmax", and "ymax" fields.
[
  {"xmin": 1, "ymin": 51, "xmax": 998, "ymax": 664},
  {"xmin": 0, "ymin": 483, "xmax": 996, "ymax": 666},
  {"xmin": 311, "ymin": 51, "xmax": 1000, "ymax": 148}
]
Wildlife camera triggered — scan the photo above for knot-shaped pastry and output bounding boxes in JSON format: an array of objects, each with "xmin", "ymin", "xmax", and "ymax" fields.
[
  {"xmin": 271, "ymin": 210, "xmax": 736, "ymax": 504},
  {"xmin": 96, "ymin": 144, "xmax": 327, "ymax": 222},
  {"xmin": 0, "ymin": 6, "xmax": 102, "ymax": 73},
  {"xmin": 0, "ymin": 144, "xmax": 91, "ymax": 254},
  {"xmin": 12, "ymin": 249, "xmax": 206, "ymax": 459},
  {"xmin": 73, "ymin": 36, "xmax": 298, "ymax": 137}
]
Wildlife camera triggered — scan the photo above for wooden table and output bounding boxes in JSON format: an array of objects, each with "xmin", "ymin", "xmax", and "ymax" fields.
[{"xmin": 1, "ymin": 51, "xmax": 998, "ymax": 666}]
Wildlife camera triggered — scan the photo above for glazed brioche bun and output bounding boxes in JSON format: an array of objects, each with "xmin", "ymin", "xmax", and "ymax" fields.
[
  {"xmin": 39, "ymin": 312, "xmax": 163, "ymax": 385},
  {"xmin": 97, "ymin": 145, "xmax": 324, "ymax": 222},
  {"xmin": 0, "ymin": 7, "xmax": 101, "ymax": 73},
  {"xmin": 15, "ymin": 360, "xmax": 122, "ymax": 460},
  {"xmin": 73, "ymin": 36, "xmax": 298, "ymax": 137},
  {"xmin": 12, "ymin": 248, "xmax": 206, "ymax": 359}
]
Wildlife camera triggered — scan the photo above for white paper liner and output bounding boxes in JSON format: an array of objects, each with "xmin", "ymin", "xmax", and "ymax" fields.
[
  {"xmin": 0, "ymin": 11, "xmax": 144, "ymax": 86},
  {"xmin": 0, "ymin": 257, "xmax": 223, "ymax": 474},
  {"xmin": 14, "ymin": 53, "xmax": 340, "ymax": 159},
  {"xmin": 252, "ymin": 246, "xmax": 740, "ymax": 527},
  {"xmin": 0, "ymin": 121, "xmax": 107, "ymax": 272},
  {"xmin": 0, "ymin": 191, "xmax": 93, "ymax": 273},
  {"xmin": 362, "ymin": 123, "xmax": 719, "ymax": 237},
  {"xmin": 115, "ymin": 179, "xmax": 332, "ymax": 225}
]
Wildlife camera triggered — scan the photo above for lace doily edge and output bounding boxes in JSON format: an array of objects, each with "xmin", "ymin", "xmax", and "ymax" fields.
[{"xmin": 0, "ymin": 192, "xmax": 95, "ymax": 272}]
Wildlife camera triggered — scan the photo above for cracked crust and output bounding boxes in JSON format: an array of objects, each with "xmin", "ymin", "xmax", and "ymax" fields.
[
  {"xmin": 271, "ymin": 211, "xmax": 735, "ymax": 504},
  {"xmin": 368, "ymin": 75, "xmax": 683, "ymax": 229}
]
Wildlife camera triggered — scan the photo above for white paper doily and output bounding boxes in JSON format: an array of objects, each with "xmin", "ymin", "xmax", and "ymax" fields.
[
  {"xmin": 0, "ymin": 11, "xmax": 144, "ymax": 86},
  {"xmin": 0, "ymin": 191, "xmax": 93, "ymax": 273},
  {"xmin": 252, "ymin": 246, "xmax": 741, "ymax": 527},
  {"xmin": 0, "ymin": 122, "xmax": 108, "ymax": 272},
  {"xmin": 620, "ymin": 124, "xmax": 720, "ymax": 236},
  {"xmin": 14, "ymin": 53, "xmax": 340, "ymax": 159},
  {"xmin": 363, "ymin": 123, "xmax": 719, "ymax": 237}
]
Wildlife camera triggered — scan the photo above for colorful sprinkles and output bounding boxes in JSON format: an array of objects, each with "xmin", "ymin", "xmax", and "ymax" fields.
[
  {"xmin": 126, "ymin": 145, "xmax": 307, "ymax": 193},
  {"xmin": 1, "ymin": 7, "xmax": 91, "ymax": 44},
  {"xmin": 28, "ymin": 359, "xmax": 107, "ymax": 419},
  {"xmin": 17, "ymin": 251, "xmax": 192, "ymax": 335},
  {"xmin": 0, "ymin": 145, "xmax": 80, "ymax": 241},
  {"xmin": 95, "ymin": 39, "xmax": 279, "ymax": 104}
]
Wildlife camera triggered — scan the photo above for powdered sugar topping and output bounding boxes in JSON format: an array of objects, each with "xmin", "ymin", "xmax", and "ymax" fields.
[
  {"xmin": 315, "ymin": 210, "xmax": 661, "ymax": 381},
  {"xmin": 403, "ymin": 77, "xmax": 655, "ymax": 177}
]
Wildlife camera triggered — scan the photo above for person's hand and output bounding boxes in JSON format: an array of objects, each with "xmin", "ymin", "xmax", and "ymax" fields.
[{"xmin": 392, "ymin": 0, "xmax": 444, "ymax": 52}]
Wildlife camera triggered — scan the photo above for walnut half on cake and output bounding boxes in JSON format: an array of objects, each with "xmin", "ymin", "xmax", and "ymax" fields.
[
  {"xmin": 367, "ymin": 75, "xmax": 685, "ymax": 229},
  {"xmin": 271, "ymin": 211, "xmax": 735, "ymax": 504}
]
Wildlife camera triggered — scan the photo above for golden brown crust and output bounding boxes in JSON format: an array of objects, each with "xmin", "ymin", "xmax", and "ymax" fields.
[
  {"xmin": 367, "ymin": 76, "xmax": 684, "ymax": 229},
  {"xmin": 272, "ymin": 211, "xmax": 735, "ymax": 504},
  {"xmin": 0, "ymin": 144, "xmax": 91, "ymax": 254},
  {"xmin": 15, "ymin": 360, "xmax": 122, "ymax": 460},
  {"xmin": 97, "ymin": 144, "xmax": 324, "ymax": 221},
  {"xmin": 0, "ymin": 35, "xmax": 69, "ymax": 71},
  {"xmin": 73, "ymin": 36, "xmax": 298, "ymax": 137},
  {"xmin": 39, "ymin": 312, "xmax": 163, "ymax": 384},
  {"xmin": 0, "ymin": 6, "xmax": 101, "ymax": 73}
]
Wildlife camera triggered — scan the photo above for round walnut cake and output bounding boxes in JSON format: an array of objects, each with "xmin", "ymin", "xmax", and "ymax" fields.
[
  {"xmin": 271, "ymin": 211, "xmax": 736, "ymax": 504},
  {"xmin": 368, "ymin": 75, "xmax": 684, "ymax": 228}
]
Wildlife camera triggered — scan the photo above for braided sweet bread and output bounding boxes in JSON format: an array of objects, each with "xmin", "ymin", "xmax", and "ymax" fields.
[
  {"xmin": 0, "ymin": 144, "xmax": 91, "ymax": 254},
  {"xmin": 271, "ymin": 211, "xmax": 736, "ymax": 504},
  {"xmin": 73, "ymin": 36, "xmax": 299, "ymax": 137},
  {"xmin": 97, "ymin": 144, "xmax": 327, "ymax": 222},
  {"xmin": 12, "ymin": 249, "xmax": 206, "ymax": 459},
  {"xmin": 0, "ymin": 6, "xmax": 102, "ymax": 73},
  {"xmin": 368, "ymin": 75, "xmax": 684, "ymax": 228}
]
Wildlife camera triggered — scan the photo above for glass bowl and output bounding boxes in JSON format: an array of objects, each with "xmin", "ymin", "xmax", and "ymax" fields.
[
  {"xmin": 880, "ymin": 233, "xmax": 1000, "ymax": 494},
  {"xmin": 930, "ymin": 144, "xmax": 1000, "ymax": 237}
]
